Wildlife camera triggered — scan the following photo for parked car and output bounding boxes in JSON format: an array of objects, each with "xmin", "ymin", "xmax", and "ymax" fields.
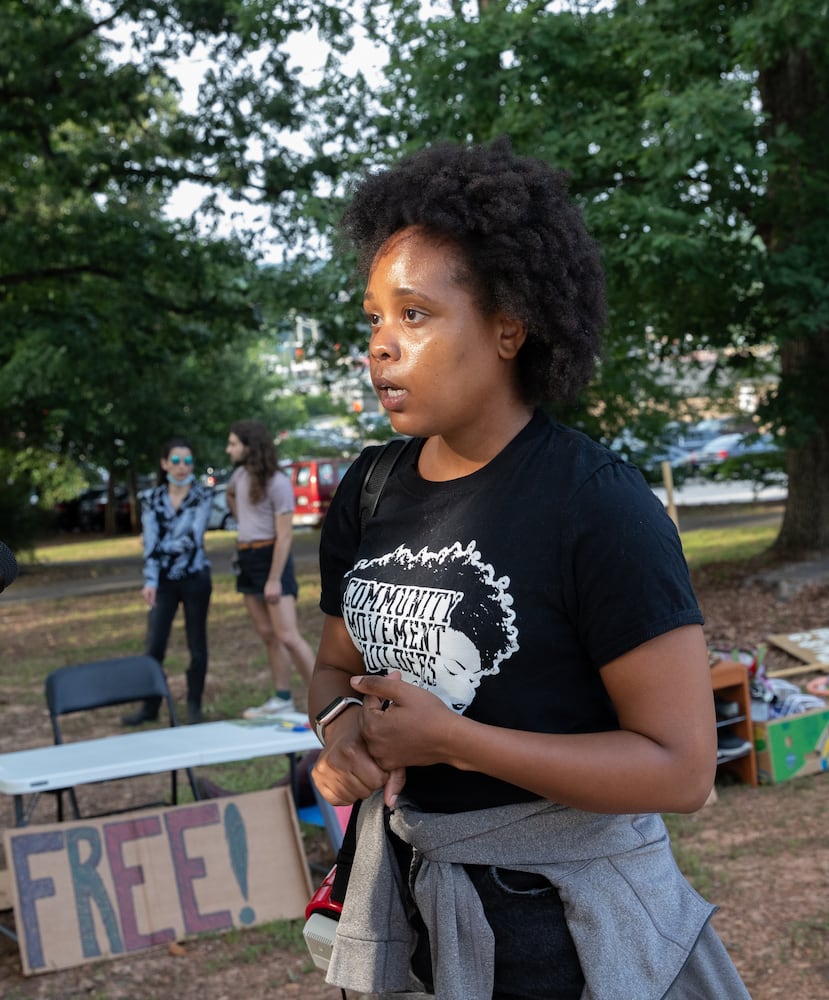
[
  {"xmin": 207, "ymin": 483, "xmax": 238, "ymax": 531},
  {"xmin": 660, "ymin": 418, "xmax": 745, "ymax": 470},
  {"xmin": 356, "ymin": 410, "xmax": 394, "ymax": 443},
  {"xmin": 285, "ymin": 420, "xmax": 358, "ymax": 457},
  {"xmin": 284, "ymin": 456, "xmax": 354, "ymax": 528},
  {"xmin": 697, "ymin": 432, "xmax": 778, "ymax": 468},
  {"xmin": 609, "ymin": 432, "xmax": 695, "ymax": 485},
  {"xmin": 638, "ymin": 444, "xmax": 696, "ymax": 484},
  {"xmin": 54, "ymin": 485, "xmax": 131, "ymax": 532}
]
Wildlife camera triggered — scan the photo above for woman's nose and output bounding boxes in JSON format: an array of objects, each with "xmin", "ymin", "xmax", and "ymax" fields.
[{"xmin": 369, "ymin": 328, "xmax": 400, "ymax": 362}]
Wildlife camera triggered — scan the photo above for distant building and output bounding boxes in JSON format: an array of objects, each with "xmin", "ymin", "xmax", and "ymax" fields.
[{"xmin": 261, "ymin": 313, "xmax": 374, "ymax": 410}]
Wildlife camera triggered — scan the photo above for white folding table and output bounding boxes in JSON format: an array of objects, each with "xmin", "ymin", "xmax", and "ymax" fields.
[
  {"xmin": 0, "ymin": 715, "xmax": 322, "ymax": 945},
  {"xmin": 0, "ymin": 715, "xmax": 320, "ymax": 827}
]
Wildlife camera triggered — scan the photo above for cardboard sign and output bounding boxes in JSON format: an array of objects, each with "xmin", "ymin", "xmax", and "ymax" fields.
[
  {"xmin": 768, "ymin": 628, "xmax": 829, "ymax": 665},
  {"xmin": 3, "ymin": 787, "xmax": 313, "ymax": 975}
]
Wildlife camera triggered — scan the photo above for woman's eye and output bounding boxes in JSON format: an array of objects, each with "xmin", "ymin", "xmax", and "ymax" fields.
[
  {"xmin": 404, "ymin": 308, "xmax": 421, "ymax": 321},
  {"xmin": 366, "ymin": 313, "xmax": 380, "ymax": 326}
]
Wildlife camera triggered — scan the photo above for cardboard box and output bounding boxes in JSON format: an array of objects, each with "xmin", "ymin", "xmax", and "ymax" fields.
[
  {"xmin": 767, "ymin": 628, "xmax": 829, "ymax": 665},
  {"xmin": 753, "ymin": 708, "xmax": 829, "ymax": 784}
]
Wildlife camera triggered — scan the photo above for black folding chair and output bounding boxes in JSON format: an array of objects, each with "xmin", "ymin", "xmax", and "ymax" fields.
[{"xmin": 44, "ymin": 654, "xmax": 200, "ymax": 820}]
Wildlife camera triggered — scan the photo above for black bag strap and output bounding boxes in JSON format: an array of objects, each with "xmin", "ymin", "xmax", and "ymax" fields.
[
  {"xmin": 358, "ymin": 437, "xmax": 408, "ymax": 532},
  {"xmin": 330, "ymin": 437, "xmax": 408, "ymax": 905},
  {"xmin": 329, "ymin": 805, "xmax": 358, "ymax": 903}
]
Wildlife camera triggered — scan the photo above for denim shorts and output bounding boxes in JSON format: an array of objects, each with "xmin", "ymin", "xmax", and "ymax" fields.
[{"xmin": 234, "ymin": 544, "xmax": 299, "ymax": 598}]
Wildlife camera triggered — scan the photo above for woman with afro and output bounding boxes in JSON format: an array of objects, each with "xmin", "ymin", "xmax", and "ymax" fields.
[{"xmin": 308, "ymin": 138, "xmax": 750, "ymax": 999}]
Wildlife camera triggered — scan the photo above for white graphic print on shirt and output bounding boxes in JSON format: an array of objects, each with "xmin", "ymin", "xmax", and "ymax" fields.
[{"xmin": 343, "ymin": 540, "xmax": 519, "ymax": 712}]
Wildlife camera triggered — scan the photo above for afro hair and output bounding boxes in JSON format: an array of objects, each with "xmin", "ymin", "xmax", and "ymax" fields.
[{"xmin": 339, "ymin": 136, "xmax": 606, "ymax": 406}]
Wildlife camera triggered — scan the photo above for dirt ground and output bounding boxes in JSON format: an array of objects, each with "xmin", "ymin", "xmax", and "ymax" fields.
[{"xmin": 1, "ymin": 528, "xmax": 829, "ymax": 999}]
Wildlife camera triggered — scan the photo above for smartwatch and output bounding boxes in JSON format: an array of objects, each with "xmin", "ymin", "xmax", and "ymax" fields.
[{"xmin": 314, "ymin": 696, "xmax": 363, "ymax": 746}]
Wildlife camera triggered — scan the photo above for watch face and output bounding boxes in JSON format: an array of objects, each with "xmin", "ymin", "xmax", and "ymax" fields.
[{"xmin": 316, "ymin": 697, "xmax": 345, "ymax": 724}]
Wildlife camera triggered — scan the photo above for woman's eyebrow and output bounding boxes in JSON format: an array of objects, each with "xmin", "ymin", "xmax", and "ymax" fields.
[{"xmin": 364, "ymin": 286, "xmax": 435, "ymax": 303}]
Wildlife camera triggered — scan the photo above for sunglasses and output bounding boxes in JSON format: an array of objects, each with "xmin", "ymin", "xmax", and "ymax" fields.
[{"xmin": 170, "ymin": 455, "xmax": 194, "ymax": 466}]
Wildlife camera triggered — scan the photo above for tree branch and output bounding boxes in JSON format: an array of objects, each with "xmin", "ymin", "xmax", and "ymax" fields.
[{"xmin": 0, "ymin": 264, "xmax": 119, "ymax": 286}]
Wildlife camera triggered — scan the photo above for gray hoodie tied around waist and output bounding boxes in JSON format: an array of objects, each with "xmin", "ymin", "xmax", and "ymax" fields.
[{"xmin": 326, "ymin": 792, "xmax": 739, "ymax": 1000}]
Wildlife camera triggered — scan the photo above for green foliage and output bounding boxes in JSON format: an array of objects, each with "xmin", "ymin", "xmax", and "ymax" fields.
[
  {"xmin": 309, "ymin": 0, "xmax": 828, "ymax": 553},
  {"xmin": 0, "ymin": 0, "xmax": 359, "ymax": 522},
  {"xmin": 352, "ymin": 2, "xmax": 769, "ymax": 406},
  {"xmin": 4, "ymin": 1, "xmax": 829, "ymax": 553},
  {"xmin": 638, "ymin": 458, "xmax": 693, "ymax": 490},
  {"xmin": 710, "ymin": 450, "xmax": 787, "ymax": 500},
  {"xmin": 0, "ymin": 450, "xmax": 49, "ymax": 553}
]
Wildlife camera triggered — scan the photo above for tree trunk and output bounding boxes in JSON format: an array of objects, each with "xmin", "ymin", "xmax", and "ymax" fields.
[
  {"xmin": 773, "ymin": 336, "xmax": 829, "ymax": 556},
  {"xmin": 104, "ymin": 471, "xmax": 117, "ymax": 536},
  {"xmin": 127, "ymin": 467, "xmax": 140, "ymax": 534},
  {"xmin": 758, "ymin": 42, "xmax": 829, "ymax": 556}
]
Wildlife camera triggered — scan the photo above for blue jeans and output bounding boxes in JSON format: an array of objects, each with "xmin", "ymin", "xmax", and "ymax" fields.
[
  {"xmin": 401, "ymin": 850, "xmax": 585, "ymax": 999},
  {"xmin": 465, "ymin": 865, "xmax": 585, "ymax": 1000},
  {"xmin": 145, "ymin": 567, "xmax": 212, "ymax": 712}
]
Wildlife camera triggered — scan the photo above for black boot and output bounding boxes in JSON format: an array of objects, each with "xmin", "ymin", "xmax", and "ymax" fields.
[
  {"xmin": 186, "ymin": 664, "xmax": 206, "ymax": 725},
  {"xmin": 186, "ymin": 701, "xmax": 205, "ymax": 725},
  {"xmin": 121, "ymin": 699, "xmax": 161, "ymax": 727}
]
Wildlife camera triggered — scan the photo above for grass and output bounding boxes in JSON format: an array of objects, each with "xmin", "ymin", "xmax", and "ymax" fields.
[
  {"xmin": 22, "ymin": 530, "xmax": 239, "ymax": 565},
  {"xmin": 6, "ymin": 518, "xmax": 779, "ymax": 719},
  {"xmin": 681, "ymin": 521, "xmax": 779, "ymax": 567},
  {"xmin": 25, "ymin": 514, "xmax": 778, "ymax": 569}
]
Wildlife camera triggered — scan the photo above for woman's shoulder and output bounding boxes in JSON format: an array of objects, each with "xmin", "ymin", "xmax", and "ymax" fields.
[
  {"xmin": 323, "ymin": 440, "xmax": 409, "ymax": 528},
  {"xmin": 523, "ymin": 415, "xmax": 658, "ymax": 515},
  {"xmin": 144, "ymin": 484, "xmax": 167, "ymax": 505},
  {"xmin": 342, "ymin": 439, "xmax": 414, "ymax": 498},
  {"xmin": 522, "ymin": 414, "xmax": 620, "ymax": 480}
]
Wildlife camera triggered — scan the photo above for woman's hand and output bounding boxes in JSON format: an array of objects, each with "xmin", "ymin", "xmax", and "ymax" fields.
[
  {"xmin": 312, "ymin": 708, "xmax": 404, "ymax": 807},
  {"xmin": 142, "ymin": 585, "xmax": 156, "ymax": 608},
  {"xmin": 309, "ymin": 617, "xmax": 409, "ymax": 808},
  {"xmin": 264, "ymin": 576, "xmax": 282, "ymax": 604},
  {"xmin": 351, "ymin": 671, "xmax": 457, "ymax": 775}
]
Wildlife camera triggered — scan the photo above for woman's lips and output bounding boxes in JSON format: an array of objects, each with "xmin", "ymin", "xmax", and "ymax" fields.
[{"xmin": 375, "ymin": 382, "xmax": 407, "ymax": 411}]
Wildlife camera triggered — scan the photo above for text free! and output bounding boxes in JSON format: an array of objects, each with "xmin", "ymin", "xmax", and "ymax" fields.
[{"xmin": 6, "ymin": 790, "xmax": 312, "ymax": 974}]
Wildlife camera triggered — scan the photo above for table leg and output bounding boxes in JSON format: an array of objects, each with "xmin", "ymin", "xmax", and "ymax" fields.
[{"xmin": 13, "ymin": 792, "xmax": 45, "ymax": 827}]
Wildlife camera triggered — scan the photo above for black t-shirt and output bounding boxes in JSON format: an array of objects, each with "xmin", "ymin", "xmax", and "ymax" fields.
[{"xmin": 319, "ymin": 410, "xmax": 703, "ymax": 812}]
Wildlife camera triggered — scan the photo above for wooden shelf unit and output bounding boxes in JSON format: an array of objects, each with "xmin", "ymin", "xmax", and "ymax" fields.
[{"xmin": 711, "ymin": 658, "xmax": 758, "ymax": 787}]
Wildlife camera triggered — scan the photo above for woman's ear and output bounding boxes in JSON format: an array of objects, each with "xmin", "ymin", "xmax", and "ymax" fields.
[{"xmin": 497, "ymin": 315, "xmax": 527, "ymax": 360}]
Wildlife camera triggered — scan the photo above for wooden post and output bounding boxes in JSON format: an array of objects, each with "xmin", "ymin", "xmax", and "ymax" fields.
[{"xmin": 661, "ymin": 460, "xmax": 679, "ymax": 531}]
